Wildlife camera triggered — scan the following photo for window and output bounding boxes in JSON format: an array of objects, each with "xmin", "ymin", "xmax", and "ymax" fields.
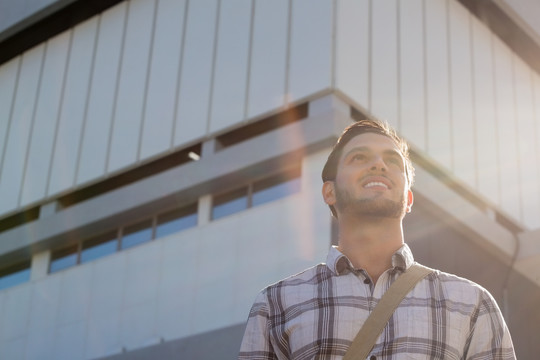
[
  {"xmin": 252, "ymin": 168, "xmax": 301, "ymax": 207},
  {"xmin": 50, "ymin": 245, "xmax": 78, "ymax": 273},
  {"xmin": 81, "ymin": 231, "xmax": 118, "ymax": 264},
  {"xmin": 121, "ymin": 220, "xmax": 153, "ymax": 250},
  {"xmin": 48, "ymin": 202, "xmax": 198, "ymax": 273},
  {"xmin": 212, "ymin": 187, "xmax": 249, "ymax": 220},
  {"xmin": 211, "ymin": 167, "xmax": 301, "ymax": 220},
  {"xmin": 156, "ymin": 204, "xmax": 198, "ymax": 238},
  {"xmin": 0, "ymin": 262, "xmax": 31, "ymax": 291}
]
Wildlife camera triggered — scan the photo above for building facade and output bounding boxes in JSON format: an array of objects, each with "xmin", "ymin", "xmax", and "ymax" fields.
[{"xmin": 0, "ymin": 0, "xmax": 539, "ymax": 359}]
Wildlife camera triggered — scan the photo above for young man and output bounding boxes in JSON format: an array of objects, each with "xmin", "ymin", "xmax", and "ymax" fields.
[{"xmin": 239, "ymin": 120, "xmax": 515, "ymax": 359}]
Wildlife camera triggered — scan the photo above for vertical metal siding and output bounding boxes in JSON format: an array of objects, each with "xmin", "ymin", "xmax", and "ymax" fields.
[
  {"xmin": 471, "ymin": 17, "xmax": 499, "ymax": 205},
  {"xmin": 209, "ymin": 0, "xmax": 252, "ymax": 133},
  {"xmin": 398, "ymin": 0, "xmax": 426, "ymax": 150},
  {"xmin": 140, "ymin": 0, "xmax": 187, "ymax": 159},
  {"xmin": 107, "ymin": 0, "xmax": 157, "ymax": 173},
  {"xmin": 173, "ymin": 0, "xmax": 219, "ymax": 147},
  {"xmin": 0, "ymin": 45, "xmax": 44, "ymax": 215},
  {"xmin": 246, "ymin": 0, "xmax": 289, "ymax": 118},
  {"xmin": 371, "ymin": 0, "xmax": 399, "ymax": 127},
  {"xmin": 20, "ymin": 31, "xmax": 70, "ymax": 206},
  {"xmin": 493, "ymin": 38, "xmax": 522, "ymax": 221},
  {"xmin": 334, "ymin": 0, "xmax": 370, "ymax": 110},
  {"xmin": 47, "ymin": 19, "xmax": 98, "ymax": 197},
  {"xmin": 288, "ymin": 0, "xmax": 333, "ymax": 102},
  {"xmin": 76, "ymin": 3, "xmax": 127, "ymax": 186},
  {"xmin": 424, "ymin": 0, "xmax": 452, "ymax": 171},
  {"xmin": 514, "ymin": 56, "xmax": 540, "ymax": 228}
]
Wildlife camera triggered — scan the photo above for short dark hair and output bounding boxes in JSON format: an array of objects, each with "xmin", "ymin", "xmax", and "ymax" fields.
[{"xmin": 321, "ymin": 119, "xmax": 415, "ymax": 217}]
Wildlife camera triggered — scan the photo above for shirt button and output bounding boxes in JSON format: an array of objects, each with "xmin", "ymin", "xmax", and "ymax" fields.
[
  {"xmin": 370, "ymin": 356, "xmax": 377, "ymax": 360},
  {"xmin": 364, "ymin": 278, "xmax": 371, "ymax": 284}
]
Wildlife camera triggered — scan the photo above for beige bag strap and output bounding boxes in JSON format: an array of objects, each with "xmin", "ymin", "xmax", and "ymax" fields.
[{"xmin": 343, "ymin": 263, "xmax": 433, "ymax": 360}]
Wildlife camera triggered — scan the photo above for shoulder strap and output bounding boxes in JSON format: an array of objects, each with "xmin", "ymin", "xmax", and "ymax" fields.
[{"xmin": 343, "ymin": 263, "xmax": 433, "ymax": 360}]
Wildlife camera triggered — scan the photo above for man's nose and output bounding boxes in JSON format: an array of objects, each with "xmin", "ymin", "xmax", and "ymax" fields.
[{"xmin": 369, "ymin": 156, "xmax": 387, "ymax": 171}]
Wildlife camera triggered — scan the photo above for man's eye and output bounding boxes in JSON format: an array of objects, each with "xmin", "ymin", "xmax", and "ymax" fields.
[
  {"xmin": 352, "ymin": 154, "xmax": 366, "ymax": 161},
  {"xmin": 387, "ymin": 157, "xmax": 402, "ymax": 166}
]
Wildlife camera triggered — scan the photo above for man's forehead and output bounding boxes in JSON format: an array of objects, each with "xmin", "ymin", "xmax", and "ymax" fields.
[{"xmin": 341, "ymin": 132, "xmax": 402, "ymax": 154}]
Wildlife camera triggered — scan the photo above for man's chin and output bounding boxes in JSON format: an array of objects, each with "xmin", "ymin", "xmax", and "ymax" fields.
[{"xmin": 341, "ymin": 199, "xmax": 406, "ymax": 219}]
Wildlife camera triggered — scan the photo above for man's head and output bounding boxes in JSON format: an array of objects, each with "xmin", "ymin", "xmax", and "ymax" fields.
[{"xmin": 321, "ymin": 119, "xmax": 415, "ymax": 218}]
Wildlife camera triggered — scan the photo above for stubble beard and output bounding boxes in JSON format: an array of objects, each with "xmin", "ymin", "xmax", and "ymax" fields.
[{"xmin": 335, "ymin": 185, "xmax": 407, "ymax": 219}]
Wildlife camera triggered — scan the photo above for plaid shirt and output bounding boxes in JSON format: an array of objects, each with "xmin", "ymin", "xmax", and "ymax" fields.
[{"xmin": 239, "ymin": 244, "xmax": 515, "ymax": 359}]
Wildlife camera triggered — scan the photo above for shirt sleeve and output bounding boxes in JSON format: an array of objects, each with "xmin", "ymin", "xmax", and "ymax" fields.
[
  {"xmin": 238, "ymin": 290, "xmax": 278, "ymax": 360},
  {"xmin": 465, "ymin": 289, "xmax": 516, "ymax": 359}
]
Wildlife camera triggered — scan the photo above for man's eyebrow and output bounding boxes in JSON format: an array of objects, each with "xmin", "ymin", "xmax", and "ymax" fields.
[{"xmin": 343, "ymin": 146, "xmax": 403, "ymax": 159}]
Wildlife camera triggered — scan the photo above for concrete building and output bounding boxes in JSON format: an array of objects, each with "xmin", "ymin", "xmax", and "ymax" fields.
[{"xmin": 0, "ymin": 0, "xmax": 539, "ymax": 359}]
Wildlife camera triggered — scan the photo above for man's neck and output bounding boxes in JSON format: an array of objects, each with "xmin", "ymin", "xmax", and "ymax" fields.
[{"xmin": 336, "ymin": 215, "xmax": 405, "ymax": 284}]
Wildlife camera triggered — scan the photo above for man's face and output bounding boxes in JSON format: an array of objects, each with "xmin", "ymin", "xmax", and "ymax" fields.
[{"xmin": 325, "ymin": 132, "xmax": 413, "ymax": 219}]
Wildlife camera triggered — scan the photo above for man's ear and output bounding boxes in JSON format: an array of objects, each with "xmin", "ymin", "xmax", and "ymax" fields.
[
  {"xmin": 322, "ymin": 181, "xmax": 336, "ymax": 206},
  {"xmin": 406, "ymin": 189, "xmax": 414, "ymax": 213}
]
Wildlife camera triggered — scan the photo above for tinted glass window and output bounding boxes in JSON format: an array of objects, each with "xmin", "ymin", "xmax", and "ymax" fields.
[
  {"xmin": 50, "ymin": 245, "xmax": 78, "ymax": 273},
  {"xmin": 121, "ymin": 220, "xmax": 153, "ymax": 250},
  {"xmin": 0, "ymin": 264, "xmax": 30, "ymax": 290},
  {"xmin": 252, "ymin": 169, "xmax": 301, "ymax": 207},
  {"xmin": 81, "ymin": 231, "xmax": 118, "ymax": 263},
  {"xmin": 212, "ymin": 187, "xmax": 248, "ymax": 220},
  {"xmin": 156, "ymin": 205, "xmax": 197, "ymax": 238}
]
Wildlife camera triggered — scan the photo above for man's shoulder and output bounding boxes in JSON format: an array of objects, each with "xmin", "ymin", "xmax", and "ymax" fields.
[
  {"xmin": 424, "ymin": 265, "xmax": 497, "ymax": 302},
  {"xmin": 257, "ymin": 262, "xmax": 330, "ymax": 296}
]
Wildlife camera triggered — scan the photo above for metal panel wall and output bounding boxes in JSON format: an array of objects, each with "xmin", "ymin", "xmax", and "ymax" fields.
[
  {"xmin": 140, "ymin": 0, "xmax": 186, "ymax": 158},
  {"xmin": 20, "ymin": 32, "xmax": 70, "ymax": 206},
  {"xmin": 246, "ymin": 0, "xmax": 288, "ymax": 118},
  {"xmin": 424, "ymin": 0, "xmax": 452, "ymax": 171},
  {"xmin": 76, "ymin": 3, "xmax": 127, "ymax": 185},
  {"xmin": 0, "ymin": 45, "xmax": 44, "ymax": 215},
  {"xmin": 108, "ymin": 0, "xmax": 156, "ymax": 173},
  {"xmin": 208, "ymin": 0, "xmax": 252, "ymax": 133},
  {"xmin": 48, "ymin": 18, "xmax": 97, "ymax": 196},
  {"xmin": 399, "ymin": 0, "xmax": 426, "ymax": 150},
  {"xmin": 173, "ymin": 0, "xmax": 218, "ymax": 146},
  {"xmin": 0, "ymin": 0, "xmax": 539, "ymax": 230},
  {"xmin": 471, "ymin": 18, "xmax": 499, "ymax": 205},
  {"xmin": 334, "ymin": 0, "xmax": 540, "ymax": 229}
]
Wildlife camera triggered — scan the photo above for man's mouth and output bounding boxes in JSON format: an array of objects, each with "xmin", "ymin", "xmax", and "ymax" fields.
[{"xmin": 364, "ymin": 181, "xmax": 389, "ymax": 189}]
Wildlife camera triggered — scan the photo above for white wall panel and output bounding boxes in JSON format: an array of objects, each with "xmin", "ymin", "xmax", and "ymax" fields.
[
  {"xmin": 514, "ymin": 57, "xmax": 540, "ymax": 228},
  {"xmin": 534, "ymin": 74, "xmax": 540, "ymax": 228},
  {"xmin": 493, "ymin": 39, "xmax": 521, "ymax": 219},
  {"xmin": 288, "ymin": 0, "xmax": 332, "ymax": 102},
  {"xmin": 334, "ymin": 0, "xmax": 370, "ymax": 108},
  {"xmin": 140, "ymin": 0, "xmax": 186, "ymax": 159},
  {"xmin": 48, "ymin": 19, "xmax": 97, "ymax": 197},
  {"xmin": 371, "ymin": 0, "xmax": 398, "ymax": 127},
  {"xmin": 208, "ymin": 0, "xmax": 252, "ymax": 133},
  {"xmin": 77, "ymin": 3, "xmax": 127, "ymax": 185},
  {"xmin": 174, "ymin": 0, "xmax": 218, "ymax": 146},
  {"xmin": 471, "ymin": 19, "xmax": 499, "ymax": 204},
  {"xmin": 246, "ymin": 0, "xmax": 288, "ymax": 118},
  {"xmin": 26, "ymin": 276, "xmax": 61, "ymax": 360},
  {"xmin": 448, "ymin": 1, "xmax": 475, "ymax": 188},
  {"xmin": 399, "ymin": 0, "xmax": 425, "ymax": 149},
  {"xmin": 0, "ymin": 45, "xmax": 44, "ymax": 215},
  {"xmin": 56, "ymin": 265, "xmax": 93, "ymax": 326},
  {"xmin": 0, "ymin": 58, "xmax": 19, "ymax": 175},
  {"xmin": 108, "ymin": 0, "xmax": 156, "ymax": 173},
  {"xmin": 425, "ymin": 0, "xmax": 452, "ymax": 170},
  {"xmin": 0, "ymin": 285, "xmax": 32, "ymax": 341},
  {"xmin": 54, "ymin": 321, "xmax": 86, "ymax": 360},
  {"xmin": 20, "ymin": 32, "xmax": 70, "ymax": 206},
  {"xmin": 335, "ymin": 0, "xmax": 369, "ymax": 110}
]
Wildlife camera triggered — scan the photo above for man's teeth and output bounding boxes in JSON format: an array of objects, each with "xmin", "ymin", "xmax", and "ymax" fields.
[{"xmin": 364, "ymin": 182, "xmax": 388, "ymax": 189}]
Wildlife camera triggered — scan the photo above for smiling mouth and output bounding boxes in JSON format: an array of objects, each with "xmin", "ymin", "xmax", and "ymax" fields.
[{"xmin": 364, "ymin": 181, "xmax": 389, "ymax": 189}]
